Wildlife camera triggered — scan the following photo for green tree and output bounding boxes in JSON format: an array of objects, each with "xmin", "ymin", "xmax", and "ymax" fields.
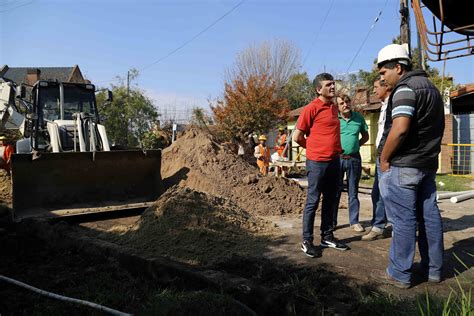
[
  {"xmin": 96, "ymin": 69, "xmax": 159, "ymax": 148},
  {"xmin": 212, "ymin": 74, "xmax": 288, "ymax": 141},
  {"xmin": 191, "ymin": 107, "xmax": 211, "ymax": 127},
  {"xmin": 279, "ymin": 72, "xmax": 316, "ymax": 110}
]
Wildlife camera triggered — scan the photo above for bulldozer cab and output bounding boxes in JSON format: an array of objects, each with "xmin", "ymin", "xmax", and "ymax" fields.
[{"xmin": 26, "ymin": 81, "xmax": 103, "ymax": 152}]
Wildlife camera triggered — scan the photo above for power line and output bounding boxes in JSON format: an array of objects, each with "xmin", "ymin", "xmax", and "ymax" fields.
[
  {"xmin": 140, "ymin": 0, "xmax": 245, "ymax": 72},
  {"xmin": 0, "ymin": 0, "xmax": 34, "ymax": 13},
  {"xmin": 345, "ymin": 0, "xmax": 390, "ymax": 74},
  {"xmin": 95, "ymin": 0, "xmax": 245, "ymax": 85},
  {"xmin": 302, "ymin": 0, "xmax": 335, "ymax": 67}
]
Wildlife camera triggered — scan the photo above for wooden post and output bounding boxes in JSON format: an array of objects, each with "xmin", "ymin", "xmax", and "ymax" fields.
[{"xmin": 400, "ymin": 0, "xmax": 411, "ymax": 54}]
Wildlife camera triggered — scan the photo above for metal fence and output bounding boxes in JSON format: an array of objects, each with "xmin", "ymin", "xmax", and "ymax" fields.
[{"xmin": 447, "ymin": 144, "xmax": 474, "ymax": 177}]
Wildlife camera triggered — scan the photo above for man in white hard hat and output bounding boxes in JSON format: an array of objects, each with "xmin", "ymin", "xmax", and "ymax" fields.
[{"xmin": 373, "ymin": 44, "xmax": 444, "ymax": 289}]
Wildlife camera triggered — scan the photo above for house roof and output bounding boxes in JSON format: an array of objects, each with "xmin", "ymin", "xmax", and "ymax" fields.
[
  {"xmin": 288, "ymin": 106, "xmax": 304, "ymax": 119},
  {"xmin": 352, "ymin": 88, "xmax": 382, "ymax": 112},
  {"xmin": 450, "ymin": 83, "xmax": 474, "ymax": 114},
  {"xmin": 0, "ymin": 65, "xmax": 78, "ymax": 84},
  {"xmin": 450, "ymin": 83, "xmax": 474, "ymax": 98}
]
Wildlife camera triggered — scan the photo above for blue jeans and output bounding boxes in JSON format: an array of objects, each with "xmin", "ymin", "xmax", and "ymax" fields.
[
  {"xmin": 370, "ymin": 158, "xmax": 387, "ymax": 231},
  {"xmin": 334, "ymin": 153, "xmax": 362, "ymax": 226},
  {"xmin": 302, "ymin": 158, "xmax": 340, "ymax": 242},
  {"xmin": 380, "ymin": 166, "xmax": 444, "ymax": 284}
]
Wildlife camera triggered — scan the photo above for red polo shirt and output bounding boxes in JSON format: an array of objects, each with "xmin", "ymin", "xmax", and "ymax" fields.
[{"xmin": 296, "ymin": 98, "xmax": 342, "ymax": 161}]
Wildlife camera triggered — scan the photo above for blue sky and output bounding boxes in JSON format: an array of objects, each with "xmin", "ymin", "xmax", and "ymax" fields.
[{"xmin": 1, "ymin": 0, "xmax": 473, "ymax": 120}]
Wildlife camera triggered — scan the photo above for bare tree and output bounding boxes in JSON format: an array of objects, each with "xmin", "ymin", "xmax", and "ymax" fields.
[{"xmin": 226, "ymin": 39, "xmax": 301, "ymax": 91}]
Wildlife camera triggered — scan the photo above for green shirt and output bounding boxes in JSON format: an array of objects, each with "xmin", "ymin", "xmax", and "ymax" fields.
[{"xmin": 338, "ymin": 111, "xmax": 368, "ymax": 155}]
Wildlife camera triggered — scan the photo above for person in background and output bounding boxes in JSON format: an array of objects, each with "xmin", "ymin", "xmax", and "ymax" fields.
[
  {"xmin": 374, "ymin": 43, "xmax": 445, "ymax": 289},
  {"xmin": 254, "ymin": 135, "xmax": 271, "ymax": 176},
  {"xmin": 333, "ymin": 94, "xmax": 369, "ymax": 233},
  {"xmin": 274, "ymin": 127, "xmax": 288, "ymax": 176},
  {"xmin": 0, "ymin": 136, "xmax": 14, "ymax": 176},
  {"xmin": 275, "ymin": 127, "xmax": 288, "ymax": 158},
  {"xmin": 362, "ymin": 77, "xmax": 392, "ymax": 241},
  {"xmin": 293, "ymin": 73, "xmax": 349, "ymax": 258}
]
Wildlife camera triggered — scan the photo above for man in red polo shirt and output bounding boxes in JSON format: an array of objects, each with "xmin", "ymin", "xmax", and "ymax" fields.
[{"xmin": 293, "ymin": 73, "xmax": 349, "ymax": 257}]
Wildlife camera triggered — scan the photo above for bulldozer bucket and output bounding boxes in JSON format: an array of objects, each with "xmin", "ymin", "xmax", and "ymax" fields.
[{"xmin": 11, "ymin": 150, "xmax": 162, "ymax": 220}]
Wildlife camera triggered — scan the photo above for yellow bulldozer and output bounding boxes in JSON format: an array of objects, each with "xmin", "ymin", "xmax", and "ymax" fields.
[{"xmin": 0, "ymin": 78, "xmax": 162, "ymax": 221}]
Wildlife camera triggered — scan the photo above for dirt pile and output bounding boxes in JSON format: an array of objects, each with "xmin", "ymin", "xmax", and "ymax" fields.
[
  {"xmin": 161, "ymin": 128, "xmax": 307, "ymax": 215},
  {"xmin": 0, "ymin": 170, "xmax": 11, "ymax": 208},
  {"xmin": 108, "ymin": 186, "xmax": 277, "ymax": 266}
]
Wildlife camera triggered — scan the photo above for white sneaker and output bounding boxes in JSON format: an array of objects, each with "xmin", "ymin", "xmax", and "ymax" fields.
[
  {"xmin": 351, "ymin": 223, "xmax": 365, "ymax": 232},
  {"xmin": 361, "ymin": 229, "xmax": 384, "ymax": 241}
]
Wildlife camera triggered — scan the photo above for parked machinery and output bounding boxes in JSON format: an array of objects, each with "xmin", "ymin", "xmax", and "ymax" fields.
[{"xmin": 0, "ymin": 78, "xmax": 162, "ymax": 220}]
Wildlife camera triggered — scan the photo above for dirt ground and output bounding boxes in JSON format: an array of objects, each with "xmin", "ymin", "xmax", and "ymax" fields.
[
  {"xmin": 263, "ymin": 193, "xmax": 474, "ymax": 297},
  {"xmin": 78, "ymin": 190, "xmax": 474, "ymax": 298},
  {"xmin": 0, "ymin": 129, "xmax": 472, "ymax": 314}
]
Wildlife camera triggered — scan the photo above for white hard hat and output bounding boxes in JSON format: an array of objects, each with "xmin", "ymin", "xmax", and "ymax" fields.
[{"xmin": 377, "ymin": 44, "xmax": 411, "ymax": 67}]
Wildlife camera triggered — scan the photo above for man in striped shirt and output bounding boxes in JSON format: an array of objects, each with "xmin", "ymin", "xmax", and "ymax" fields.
[{"xmin": 374, "ymin": 44, "xmax": 445, "ymax": 289}]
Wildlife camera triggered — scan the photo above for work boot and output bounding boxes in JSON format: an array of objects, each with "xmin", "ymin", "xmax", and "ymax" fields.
[
  {"xmin": 412, "ymin": 263, "xmax": 442, "ymax": 283},
  {"xmin": 370, "ymin": 269, "xmax": 410, "ymax": 289},
  {"xmin": 361, "ymin": 229, "xmax": 384, "ymax": 241}
]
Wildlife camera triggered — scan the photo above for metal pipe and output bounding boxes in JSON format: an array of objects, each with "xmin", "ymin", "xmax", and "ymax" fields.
[
  {"xmin": 0, "ymin": 275, "xmax": 132, "ymax": 316},
  {"xmin": 450, "ymin": 191, "xmax": 474, "ymax": 203},
  {"xmin": 59, "ymin": 82, "xmax": 64, "ymax": 120},
  {"xmin": 436, "ymin": 190, "xmax": 473, "ymax": 200}
]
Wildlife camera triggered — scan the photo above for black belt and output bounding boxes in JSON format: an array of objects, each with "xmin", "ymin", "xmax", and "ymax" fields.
[{"xmin": 340, "ymin": 153, "xmax": 359, "ymax": 160}]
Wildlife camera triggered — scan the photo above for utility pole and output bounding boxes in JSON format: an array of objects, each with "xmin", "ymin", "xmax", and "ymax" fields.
[
  {"xmin": 125, "ymin": 70, "xmax": 130, "ymax": 146},
  {"xmin": 400, "ymin": 0, "xmax": 411, "ymax": 55}
]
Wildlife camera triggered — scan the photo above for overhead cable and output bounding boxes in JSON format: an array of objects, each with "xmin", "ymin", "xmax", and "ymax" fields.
[
  {"xmin": 345, "ymin": 0, "xmax": 390, "ymax": 74},
  {"xmin": 96, "ymin": 0, "xmax": 245, "ymax": 85},
  {"xmin": 140, "ymin": 0, "xmax": 245, "ymax": 72},
  {"xmin": 302, "ymin": 0, "xmax": 335, "ymax": 67},
  {"xmin": 0, "ymin": 0, "xmax": 34, "ymax": 13}
]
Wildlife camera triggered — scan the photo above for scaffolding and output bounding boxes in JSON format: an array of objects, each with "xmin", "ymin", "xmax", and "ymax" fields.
[{"xmin": 412, "ymin": 0, "xmax": 474, "ymax": 62}]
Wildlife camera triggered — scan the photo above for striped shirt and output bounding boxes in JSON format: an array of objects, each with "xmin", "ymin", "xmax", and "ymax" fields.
[{"xmin": 391, "ymin": 85, "xmax": 416, "ymax": 119}]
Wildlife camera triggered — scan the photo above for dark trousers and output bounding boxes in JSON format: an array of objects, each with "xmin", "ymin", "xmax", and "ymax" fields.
[
  {"xmin": 302, "ymin": 158, "xmax": 340, "ymax": 242},
  {"xmin": 334, "ymin": 153, "xmax": 362, "ymax": 226},
  {"xmin": 370, "ymin": 157, "xmax": 387, "ymax": 231}
]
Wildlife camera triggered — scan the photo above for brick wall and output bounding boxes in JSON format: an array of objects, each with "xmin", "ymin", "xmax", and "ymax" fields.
[{"xmin": 440, "ymin": 114, "xmax": 453, "ymax": 173}]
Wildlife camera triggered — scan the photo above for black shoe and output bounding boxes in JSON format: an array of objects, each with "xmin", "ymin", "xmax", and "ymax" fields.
[
  {"xmin": 301, "ymin": 240, "xmax": 321, "ymax": 258},
  {"xmin": 321, "ymin": 238, "xmax": 349, "ymax": 251}
]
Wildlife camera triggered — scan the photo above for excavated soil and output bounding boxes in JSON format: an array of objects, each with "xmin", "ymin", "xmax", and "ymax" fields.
[
  {"xmin": 103, "ymin": 186, "xmax": 279, "ymax": 267},
  {"xmin": 0, "ymin": 170, "xmax": 11, "ymax": 215},
  {"xmin": 161, "ymin": 128, "xmax": 307, "ymax": 216}
]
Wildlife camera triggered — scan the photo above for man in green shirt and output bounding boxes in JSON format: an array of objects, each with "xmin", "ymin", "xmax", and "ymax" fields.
[{"xmin": 334, "ymin": 94, "xmax": 369, "ymax": 232}]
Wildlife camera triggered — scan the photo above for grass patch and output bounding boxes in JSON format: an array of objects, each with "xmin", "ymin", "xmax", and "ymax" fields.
[
  {"xmin": 144, "ymin": 290, "xmax": 250, "ymax": 316},
  {"xmin": 360, "ymin": 174, "xmax": 473, "ymax": 192},
  {"xmin": 355, "ymin": 291, "xmax": 417, "ymax": 315},
  {"xmin": 436, "ymin": 175, "xmax": 473, "ymax": 192},
  {"xmin": 418, "ymin": 253, "xmax": 473, "ymax": 316},
  {"xmin": 360, "ymin": 177, "xmax": 375, "ymax": 186}
]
